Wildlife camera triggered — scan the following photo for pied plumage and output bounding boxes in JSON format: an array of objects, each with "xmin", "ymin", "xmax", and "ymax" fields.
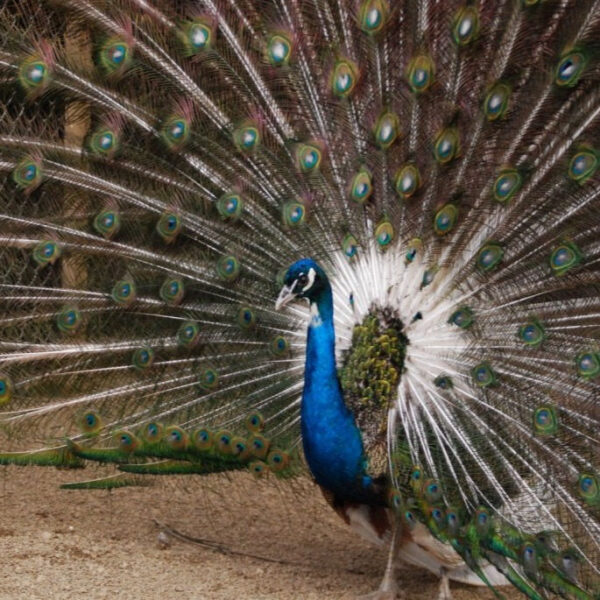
[{"xmin": 0, "ymin": 1, "xmax": 599, "ymax": 598}]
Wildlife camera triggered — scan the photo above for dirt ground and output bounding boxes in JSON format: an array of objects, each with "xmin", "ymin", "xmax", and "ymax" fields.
[{"xmin": 0, "ymin": 466, "xmax": 520, "ymax": 599}]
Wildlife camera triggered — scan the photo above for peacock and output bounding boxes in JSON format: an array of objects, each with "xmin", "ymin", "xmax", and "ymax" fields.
[{"xmin": 0, "ymin": 0, "xmax": 599, "ymax": 598}]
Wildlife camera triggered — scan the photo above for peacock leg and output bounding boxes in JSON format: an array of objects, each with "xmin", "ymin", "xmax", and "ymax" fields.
[
  {"xmin": 436, "ymin": 568, "xmax": 452, "ymax": 600},
  {"xmin": 357, "ymin": 520, "xmax": 405, "ymax": 600}
]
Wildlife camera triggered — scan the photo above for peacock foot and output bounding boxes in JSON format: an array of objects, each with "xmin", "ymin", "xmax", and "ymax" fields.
[
  {"xmin": 356, "ymin": 591, "xmax": 404, "ymax": 600},
  {"xmin": 435, "ymin": 573, "xmax": 452, "ymax": 600}
]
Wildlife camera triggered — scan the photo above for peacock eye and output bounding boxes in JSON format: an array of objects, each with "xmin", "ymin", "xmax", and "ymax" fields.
[{"xmin": 297, "ymin": 273, "xmax": 308, "ymax": 288}]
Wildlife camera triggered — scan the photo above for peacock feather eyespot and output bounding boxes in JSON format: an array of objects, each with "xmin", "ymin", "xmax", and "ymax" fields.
[
  {"xmin": 452, "ymin": 6, "xmax": 479, "ymax": 46},
  {"xmin": 484, "ymin": 83, "xmax": 511, "ymax": 121},
  {"xmin": 89, "ymin": 127, "xmax": 119, "ymax": 157},
  {"xmin": 446, "ymin": 511, "xmax": 460, "ymax": 537},
  {"xmin": 533, "ymin": 405, "xmax": 558, "ymax": 436},
  {"xmin": 430, "ymin": 507, "xmax": 445, "ymax": 526},
  {"xmin": 434, "ymin": 375, "xmax": 453, "ymax": 389},
  {"xmin": 180, "ymin": 18, "xmax": 214, "ymax": 54},
  {"xmin": 359, "ymin": 0, "xmax": 389, "ymax": 34},
  {"xmin": 474, "ymin": 507, "xmax": 491, "ymax": 536},
  {"xmin": 266, "ymin": 32, "xmax": 292, "ymax": 66},
  {"xmin": 237, "ymin": 306, "xmax": 257, "ymax": 329},
  {"xmin": 156, "ymin": 212, "xmax": 182, "ymax": 243},
  {"xmin": 93, "ymin": 209, "xmax": 121, "ymax": 239},
  {"xmin": 295, "ymin": 143, "xmax": 322, "ymax": 174},
  {"xmin": 142, "ymin": 421, "xmax": 164, "ymax": 443},
  {"xmin": 245, "ymin": 412, "xmax": 265, "ymax": 433},
  {"xmin": 387, "ymin": 488, "xmax": 402, "ymax": 510},
  {"xmin": 282, "ymin": 201, "xmax": 306, "ymax": 227},
  {"xmin": 160, "ymin": 277, "xmax": 185, "ymax": 305},
  {"xmin": 410, "ymin": 466, "xmax": 422, "ymax": 488},
  {"xmin": 342, "ymin": 233, "xmax": 359, "ymax": 259},
  {"xmin": 349, "ymin": 167, "xmax": 373, "ymax": 203},
  {"xmin": 231, "ymin": 437, "xmax": 252, "ymax": 461},
  {"xmin": 493, "ymin": 168, "xmax": 522, "ymax": 203},
  {"xmin": 114, "ymin": 430, "xmax": 139, "ymax": 453},
  {"xmin": 433, "ymin": 204, "xmax": 458, "ymax": 236},
  {"xmin": 568, "ymin": 147, "xmax": 599, "ymax": 184},
  {"xmin": 164, "ymin": 426, "xmax": 188, "ymax": 451},
  {"xmin": 216, "ymin": 255, "xmax": 240, "ymax": 281},
  {"xmin": 198, "ymin": 367, "xmax": 218, "ymax": 390},
  {"xmin": 549, "ymin": 241, "xmax": 582, "ymax": 276},
  {"xmin": 577, "ymin": 473, "xmax": 599, "ymax": 506},
  {"xmin": 0, "ymin": 374, "xmax": 13, "ymax": 406},
  {"xmin": 407, "ymin": 55, "xmax": 435, "ymax": 93},
  {"xmin": 476, "ymin": 242, "xmax": 503, "ymax": 272},
  {"xmin": 57, "ymin": 306, "xmax": 82, "ymax": 334},
  {"xmin": 217, "ymin": 192, "xmax": 243, "ymax": 220},
  {"xmin": 555, "ymin": 49, "xmax": 587, "ymax": 88},
  {"xmin": 521, "ymin": 542, "xmax": 540, "ymax": 575},
  {"xmin": 405, "ymin": 237, "xmax": 422, "ymax": 263},
  {"xmin": 331, "ymin": 58, "xmax": 359, "ymax": 98},
  {"xmin": 99, "ymin": 38, "xmax": 132, "ymax": 75},
  {"xmin": 193, "ymin": 428, "xmax": 213, "ymax": 451},
  {"xmin": 161, "ymin": 115, "xmax": 190, "ymax": 151},
  {"xmin": 374, "ymin": 111, "xmax": 400, "ymax": 149},
  {"xmin": 249, "ymin": 460, "xmax": 268, "ymax": 477},
  {"xmin": 518, "ymin": 319, "xmax": 545, "ymax": 347},
  {"xmin": 575, "ymin": 351, "xmax": 600, "ymax": 378},
  {"xmin": 270, "ymin": 335, "xmax": 289, "ymax": 356},
  {"xmin": 471, "ymin": 363, "xmax": 497, "ymax": 388},
  {"xmin": 249, "ymin": 433, "xmax": 270, "ymax": 459},
  {"xmin": 13, "ymin": 156, "xmax": 43, "ymax": 192},
  {"xmin": 434, "ymin": 128, "xmax": 460, "ymax": 164},
  {"xmin": 403, "ymin": 509, "xmax": 418, "ymax": 530},
  {"xmin": 233, "ymin": 121, "xmax": 261, "ymax": 152},
  {"xmin": 177, "ymin": 321, "xmax": 200, "ymax": 348},
  {"xmin": 421, "ymin": 267, "xmax": 438, "ymax": 289},
  {"xmin": 374, "ymin": 219, "xmax": 394, "ymax": 248},
  {"xmin": 267, "ymin": 448, "xmax": 289, "ymax": 472},
  {"xmin": 111, "ymin": 279, "xmax": 136, "ymax": 306},
  {"xmin": 132, "ymin": 346, "xmax": 154, "ymax": 370},
  {"xmin": 216, "ymin": 430, "xmax": 234, "ymax": 454},
  {"xmin": 448, "ymin": 306, "xmax": 474, "ymax": 329},
  {"xmin": 423, "ymin": 479, "xmax": 443, "ymax": 503},
  {"xmin": 78, "ymin": 410, "xmax": 103, "ymax": 435},
  {"xmin": 394, "ymin": 164, "xmax": 421, "ymax": 199},
  {"xmin": 33, "ymin": 240, "xmax": 61, "ymax": 267},
  {"xmin": 18, "ymin": 55, "xmax": 51, "ymax": 93}
]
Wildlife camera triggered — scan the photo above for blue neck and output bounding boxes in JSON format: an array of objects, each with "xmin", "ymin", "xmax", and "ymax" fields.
[{"xmin": 301, "ymin": 285, "xmax": 367, "ymax": 497}]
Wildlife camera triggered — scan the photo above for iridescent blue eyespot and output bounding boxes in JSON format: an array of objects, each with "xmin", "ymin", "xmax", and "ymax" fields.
[
  {"xmin": 434, "ymin": 128, "xmax": 459, "ymax": 164},
  {"xmin": 555, "ymin": 50, "xmax": 587, "ymax": 87},
  {"xmin": 568, "ymin": 147, "xmax": 598, "ymax": 184},
  {"xmin": 471, "ymin": 363, "xmax": 497, "ymax": 388},
  {"xmin": 448, "ymin": 307, "xmax": 473, "ymax": 329},
  {"xmin": 550, "ymin": 241, "xmax": 582, "ymax": 276},
  {"xmin": 575, "ymin": 351, "xmax": 600, "ymax": 378},
  {"xmin": 375, "ymin": 220, "xmax": 394, "ymax": 247},
  {"xmin": 518, "ymin": 319, "xmax": 545, "ymax": 347},
  {"xmin": 452, "ymin": 6, "xmax": 479, "ymax": 46},
  {"xmin": 533, "ymin": 405, "xmax": 558, "ymax": 435}
]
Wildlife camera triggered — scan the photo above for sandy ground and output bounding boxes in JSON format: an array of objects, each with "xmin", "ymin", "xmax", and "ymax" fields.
[{"xmin": 0, "ymin": 466, "xmax": 520, "ymax": 600}]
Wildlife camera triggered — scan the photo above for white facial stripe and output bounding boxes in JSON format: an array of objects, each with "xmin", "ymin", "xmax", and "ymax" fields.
[{"xmin": 302, "ymin": 267, "xmax": 316, "ymax": 292}]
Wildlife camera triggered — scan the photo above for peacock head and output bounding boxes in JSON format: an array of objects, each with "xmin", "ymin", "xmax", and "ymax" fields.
[{"xmin": 275, "ymin": 258, "xmax": 330, "ymax": 309}]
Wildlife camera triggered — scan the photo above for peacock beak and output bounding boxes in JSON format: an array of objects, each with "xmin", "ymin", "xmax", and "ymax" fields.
[{"xmin": 275, "ymin": 280, "xmax": 298, "ymax": 310}]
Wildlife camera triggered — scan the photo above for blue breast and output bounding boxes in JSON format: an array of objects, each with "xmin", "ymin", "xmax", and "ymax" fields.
[{"xmin": 300, "ymin": 289, "xmax": 368, "ymax": 497}]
